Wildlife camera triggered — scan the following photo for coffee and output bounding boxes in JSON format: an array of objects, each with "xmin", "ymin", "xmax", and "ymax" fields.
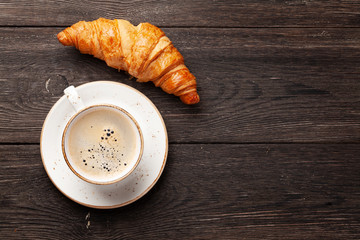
[{"xmin": 63, "ymin": 105, "xmax": 143, "ymax": 184}]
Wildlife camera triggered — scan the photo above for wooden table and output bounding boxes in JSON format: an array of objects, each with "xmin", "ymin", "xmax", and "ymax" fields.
[{"xmin": 1, "ymin": 1, "xmax": 360, "ymax": 239}]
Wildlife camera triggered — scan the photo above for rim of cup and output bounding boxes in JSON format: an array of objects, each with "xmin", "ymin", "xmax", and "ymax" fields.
[{"xmin": 61, "ymin": 104, "xmax": 144, "ymax": 185}]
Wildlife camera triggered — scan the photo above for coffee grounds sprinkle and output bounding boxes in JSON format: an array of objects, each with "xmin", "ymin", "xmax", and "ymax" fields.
[{"xmin": 77, "ymin": 127, "xmax": 130, "ymax": 174}]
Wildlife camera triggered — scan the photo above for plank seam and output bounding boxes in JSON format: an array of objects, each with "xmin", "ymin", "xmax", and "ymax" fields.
[
  {"xmin": 1, "ymin": 25, "xmax": 360, "ymax": 29},
  {"xmin": 0, "ymin": 142, "xmax": 359, "ymax": 146}
]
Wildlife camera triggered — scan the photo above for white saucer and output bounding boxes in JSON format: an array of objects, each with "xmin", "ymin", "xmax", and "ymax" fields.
[{"xmin": 40, "ymin": 81, "xmax": 168, "ymax": 209}]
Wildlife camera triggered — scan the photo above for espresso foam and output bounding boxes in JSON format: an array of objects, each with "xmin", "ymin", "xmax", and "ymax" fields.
[{"xmin": 64, "ymin": 106, "xmax": 140, "ymax": 183}]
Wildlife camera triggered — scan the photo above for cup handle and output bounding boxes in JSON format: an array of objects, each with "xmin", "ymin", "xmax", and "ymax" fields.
[{"xmin": 64, "ymin": 86, "xmax": 85, "ymax": 112}]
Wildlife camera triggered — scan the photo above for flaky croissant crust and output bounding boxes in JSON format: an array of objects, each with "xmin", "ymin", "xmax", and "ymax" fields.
[{"xmin": 57, "ymin": 18, "xmax": 200, "ymax": 104}]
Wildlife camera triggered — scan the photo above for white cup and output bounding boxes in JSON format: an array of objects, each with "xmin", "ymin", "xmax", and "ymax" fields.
[{"xmin": 61, "ymin": 86, "xmax": 143, "ymax": 185}]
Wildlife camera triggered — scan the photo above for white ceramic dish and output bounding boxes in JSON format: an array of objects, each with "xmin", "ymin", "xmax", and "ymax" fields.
[{"xmin": 40, "ymin": 81, "xmax": 168, "ymax": 209}]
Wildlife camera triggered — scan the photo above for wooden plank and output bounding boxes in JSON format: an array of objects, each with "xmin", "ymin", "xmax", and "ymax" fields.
[
  {"xmin": 0, "ymin": 144, "xmax": 359, "ymax": 239},
  {"xmin": 1, "ymin": 1, "xmax": 360, "ymax": 27},
  {"xmin": 0, "ymin": 27, "xmax": 360, "ymax": 143}
]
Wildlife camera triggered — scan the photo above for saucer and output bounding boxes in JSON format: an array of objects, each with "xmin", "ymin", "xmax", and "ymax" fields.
[{"xmin": 40, "ymin": 81, "xmax": 168, "ymax": 209}]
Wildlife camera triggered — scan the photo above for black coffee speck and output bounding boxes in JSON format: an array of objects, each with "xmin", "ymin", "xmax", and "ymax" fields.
[
  {"xmin": 101, "ymin": 137, "xmax": 104, "ymax": 140},
  {"xmin": 88, "ymin": 149, "xmax": 91, "ymax": 152},
  {"xmin": 92, "ymin": 166, "xmax": 94, "ymax": 168},
  {"xmin": 107, "ymin": 129, "xmax": 110, "ymax": 132},
  {"xmin": 83, "ymin": 159, "xmax": 86, "ymax": 162},
  {"xmin": 124, "ymin": 163, "xmax": 127, "ymax": 166},
  {"xmin": 111, "ymin": 131, "xmax": 114, "ymax": 134},
  {"xmin": 107, "ymin": 133, "xmax": 111, "ymax": 137},
  {"xmin": 85, "ymin": 163, "xmax": 87, "ymax": 166}
]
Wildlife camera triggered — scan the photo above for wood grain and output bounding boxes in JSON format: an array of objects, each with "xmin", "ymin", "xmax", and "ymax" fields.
[
  {"xmin": 1, "ymin": 0, "xmax": 360, "ymax": 27},
  {"xmin": 0, "ymin": 27, "xmax": 359, "ymax": 143},
  {"xmin": 0, "ymin": 144, "xmax": 359, "ymax": 239},
  {"xmin": 2, "ymin": 1, "xmax": 359, "ymax": 239}
]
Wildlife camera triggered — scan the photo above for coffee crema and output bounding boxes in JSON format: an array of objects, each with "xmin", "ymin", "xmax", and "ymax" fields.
[{"xmin": 63, "ymin": 105, "xmax": 142, "ymax": 184}]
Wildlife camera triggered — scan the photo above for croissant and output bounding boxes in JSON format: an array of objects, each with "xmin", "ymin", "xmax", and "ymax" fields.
[{"xmin": 57, "ymin": 18, "xmax": 200, "ymax": 104}]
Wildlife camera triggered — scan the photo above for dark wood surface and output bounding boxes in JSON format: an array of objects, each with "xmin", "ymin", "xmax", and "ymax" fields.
[
  {"xmin": 1, "ymin": 0, "xmax": 360, "ymax": 27},
  {"xmin": 1, "ymin": 144, "xmax": 360, "ymax": 239},
  {"xmin": 1, "ymin": 1, "xmax": 360, "ymax": 239}
]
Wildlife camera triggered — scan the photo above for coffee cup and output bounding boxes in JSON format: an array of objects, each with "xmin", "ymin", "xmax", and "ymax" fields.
[{"xmin": 61, "ymin": 86, "xmax": 143, "ymax": 185}]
